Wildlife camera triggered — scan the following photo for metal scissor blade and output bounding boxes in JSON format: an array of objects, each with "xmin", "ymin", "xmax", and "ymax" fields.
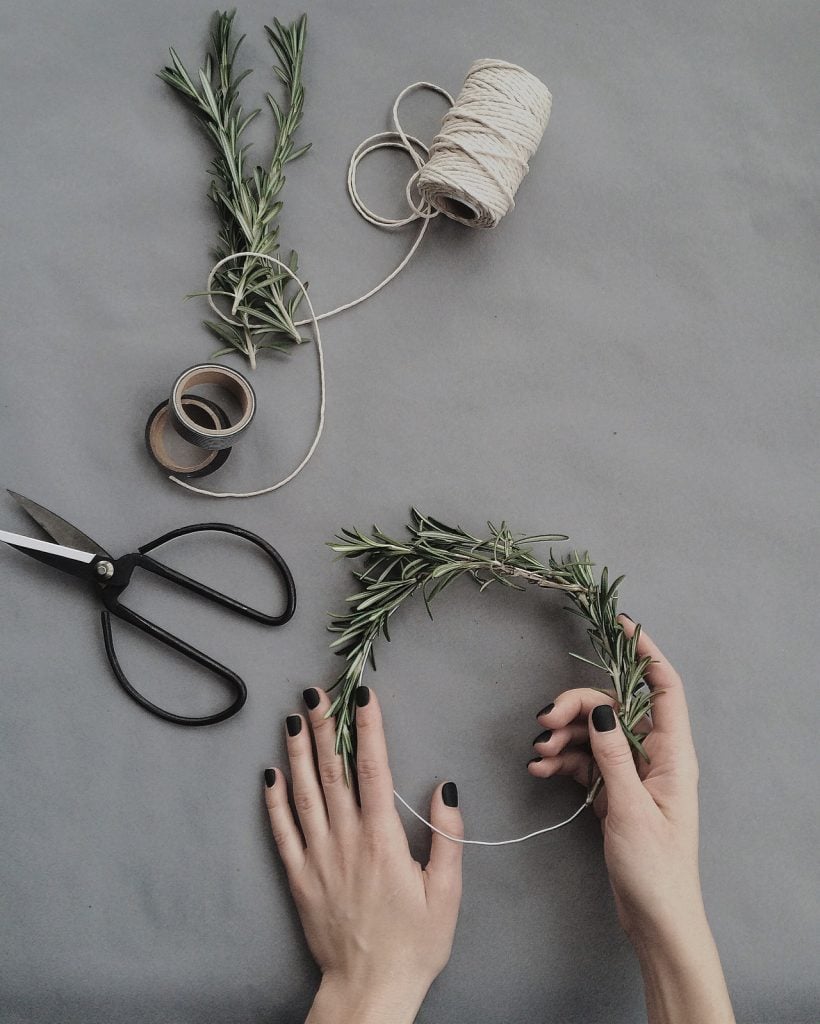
[
  {"xmin": 7, "ymin": 490, "xmax": 111, "ymax": 559},
  {"xmin": 0, "ymin": 528, "xmax": 99, "ymax": 581}
]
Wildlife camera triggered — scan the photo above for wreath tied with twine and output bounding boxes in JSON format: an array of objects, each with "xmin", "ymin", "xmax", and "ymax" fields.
[{"xmin": 326, "ymin": 510, "xmax": 654, "ymax": 804}]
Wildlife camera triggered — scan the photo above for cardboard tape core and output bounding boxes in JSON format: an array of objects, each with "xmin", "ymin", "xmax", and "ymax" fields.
[{"xmin": 170, "ymin": 364, "xmax": 256, "ymax": 450}]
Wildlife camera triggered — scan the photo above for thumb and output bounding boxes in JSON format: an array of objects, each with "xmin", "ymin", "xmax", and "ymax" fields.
[
  {"xmin": 423, "ymin": 782, "xmax": 463, "ymax": 904},
  {"xmin": 588, "ymin": 705, "xmax": 646, "ymax": 814}
]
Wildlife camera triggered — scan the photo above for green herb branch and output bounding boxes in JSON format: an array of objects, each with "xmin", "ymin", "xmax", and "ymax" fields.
[
  {"xmin": 327, "ymin": 510, "xmax": 654, "ymax": 800},
  {"xmin": 159, "ymin": 9, "xmax": 310, "ymax": 369}
]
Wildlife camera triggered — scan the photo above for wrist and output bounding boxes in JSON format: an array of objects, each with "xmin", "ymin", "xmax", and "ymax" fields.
[
  {"xmin": 628, "ymin": 906, "xmax": 736, "ymax": 1024},
  {"xmin": 628, "ymin": 897, "xmax": 711, "ymax": 966},
  {"xmin": 306, "ymin": 970, "xmax": 431, "ymax": 1024},
  {"xmin": 622, "ymin": 887, "xmax": 709, "ymax": 954}
]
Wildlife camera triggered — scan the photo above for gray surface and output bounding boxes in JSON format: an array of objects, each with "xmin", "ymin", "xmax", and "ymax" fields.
[{"xmin": 0, "ymin": 1, "xmax": 818, "ymax": 1021}]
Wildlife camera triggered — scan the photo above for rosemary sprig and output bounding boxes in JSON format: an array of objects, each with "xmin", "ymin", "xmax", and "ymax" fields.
[
  {"xmin": 327, "ymin": 509, "xmax": 654, "ymax": 798},
  {"xmin": 159, "ymin": 9, "xmax": 311, "ymax": 369}
]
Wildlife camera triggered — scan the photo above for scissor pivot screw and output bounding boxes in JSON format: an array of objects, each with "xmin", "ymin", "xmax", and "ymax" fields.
[{"xmin": 96, "ymin": 560, "xmax": 114, "ymax": 579}]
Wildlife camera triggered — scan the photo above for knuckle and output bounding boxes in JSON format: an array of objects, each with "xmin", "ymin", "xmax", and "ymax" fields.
[
  {"xmin": 602, "ymin": 745, "xmax": 635, "ymax": 770},
  {"xmin": 356, "ymin": 756, "xmax": 382, "ymax": 782},
  {"xmin": 355, "ymin": 712, "xmax": 375, "ymax": 733},
  {"xmin": 293, "ymin": 791, "xmax": 317, "ymax": 816},
  {"xmin": 311, "ymin": 712, "xmax": 333, "ymax": 734},
  {"xmin": 443, "ymin": 821, "xmax": 464, "ymax": 842},
  {"xmin": 270, "ymin": 826, "xmax": 291, "ymax": 851},
  {"xmin": 317, "ymin": 757, "xmax": 345, "ymax": 787}
]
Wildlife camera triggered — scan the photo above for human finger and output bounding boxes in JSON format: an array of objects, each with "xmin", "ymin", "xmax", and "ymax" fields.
[
  {"xmin": 423, "ymin": 782, "xmax": 464, "ymax": 907},
  {"xmin": 528, "ymin": 747, "xmax": 593, "ymax": 788},
  {"xmin": 532, "ymin": 721, "xmax": 590, "ymax": 755},
  {"xmin": 617, "ymin": 616, "xmax": 693, "ymax": 745},
  {"xmin": 537, "ymin": 689, "xmax": 617, "ymax": 731},
  {"xmin": 263, "ymin": 767, "xmax": 306, "ymax": 878},
  {"xmin": 302, "ymin": 687, "xmax": 358, "ymax": 826},
  {"xmin": 587, "ymin": 704, "xmax": 651, "ymax": 818},
  {"xmin": 285, "ymin": 713, "xmax": 329, "ymax": 843},
  {"xmin": 353, "ymin": 687, "xmax": 397, "ymax": 824}
]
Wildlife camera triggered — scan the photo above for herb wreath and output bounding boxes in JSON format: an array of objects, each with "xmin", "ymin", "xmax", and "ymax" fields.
[
  {"xmin": 159, "ymin": 9, "xmax": 310, "ymax": 369},
  {"xmin": 327, "ymin": 510, "xmax": 654, "ymax": 803}
]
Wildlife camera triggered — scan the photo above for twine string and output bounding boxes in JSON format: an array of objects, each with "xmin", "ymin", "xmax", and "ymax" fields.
[
  {"xmin": 393, "ymin": 788, "xmax": 590, "ymax": 847},
  {"xmin": 169, "ymin": 62, "xmax": 552, "ymax": 511}
]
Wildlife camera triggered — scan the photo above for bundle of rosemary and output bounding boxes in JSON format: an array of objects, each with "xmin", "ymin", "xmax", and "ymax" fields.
[
  {"xmin": 159, "ymin": 9, "xmax": 310, "ymax": 369},
  {"xmin": 327, "ymin": 510, "xmax": 654, "ymax": 800}
]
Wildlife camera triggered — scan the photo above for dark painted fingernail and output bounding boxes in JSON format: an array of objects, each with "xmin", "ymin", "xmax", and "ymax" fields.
[
  {"xmin": 591, "ymin": 705, "xmax": 617, "ymax": 732},
  {"xmin": 442, "ymin": 781, "xmax": 459, "ymax": 807},
  {"xmin": 355, "ymin": 685, "xmax": 371, "ymax": 708},
  {"xmin": 538, "ymin": 702, "xmax": 555, "ymax": 717},
  {"xmin": 302, "ymin": 687, "xmax": 320, "ymax": 710},
  {"xmin": 528, "ymin": 756, "xmax": 543, "ymax": 765},
  {"xmin": 286, "ymin": 715, "xmax": 302, "ymax": 737},
  {"xmin": 264, "ymin": 768, "xmax": 276, "ymax": 788},
  {"xmin": 533, "ymin": 730, "xmax": 552, "ymax": 745}
]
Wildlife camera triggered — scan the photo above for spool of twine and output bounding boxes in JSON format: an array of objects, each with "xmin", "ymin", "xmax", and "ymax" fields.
[{"xmin": 417, "ymin": 58, "xmax": 552, "ymax": 228}]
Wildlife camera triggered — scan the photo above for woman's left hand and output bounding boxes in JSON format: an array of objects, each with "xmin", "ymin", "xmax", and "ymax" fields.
[{"xmin": 264, "ymin": 685, "xmax": 464, "ymax": 1024}]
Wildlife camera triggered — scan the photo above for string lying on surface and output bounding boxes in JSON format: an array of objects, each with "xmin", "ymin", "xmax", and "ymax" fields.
[
  {"xmin": 171, "ymin": 61, "xmax": 551, "ymax": 498},
  {"xmin": 393, "ymin": 788, "xmax": 589, "ymax": 847}
]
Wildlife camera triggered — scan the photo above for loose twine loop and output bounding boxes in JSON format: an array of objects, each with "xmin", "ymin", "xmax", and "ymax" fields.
[{"xmin": 171, "ymin": 59, "xmax": 551, "ymax": 499}]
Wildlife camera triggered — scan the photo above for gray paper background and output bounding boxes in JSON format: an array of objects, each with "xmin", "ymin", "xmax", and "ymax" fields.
[{"xmin": 1, "ymin": 1, "xmax": 818, "ymax": 1022}]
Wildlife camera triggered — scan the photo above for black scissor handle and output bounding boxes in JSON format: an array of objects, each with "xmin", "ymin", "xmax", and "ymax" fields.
[
  {"xmin": 135, "ymin": 522, "xmax": 296, "ymax": 625},
  {"xmin": 97, "ymin": 523, "xmax": 296, "ymax": 726},
  {"xmin": 100, "ymin": 605, "xmax": 247, "ymax": 727}
]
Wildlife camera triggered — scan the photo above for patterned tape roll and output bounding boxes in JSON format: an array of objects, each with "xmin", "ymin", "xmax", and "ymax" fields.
[
  {"xmin": 169, "ymin": 364, "xmax": 256, "ymax": 451},
  {"xmin": 145, "ymin": 395, "xmax": 232, "ymax": 479}
]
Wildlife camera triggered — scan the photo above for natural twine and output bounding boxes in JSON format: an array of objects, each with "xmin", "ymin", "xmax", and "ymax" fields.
[{"xmin": 171, "ymin": 60, "xmax": 551, "ymax": 499}]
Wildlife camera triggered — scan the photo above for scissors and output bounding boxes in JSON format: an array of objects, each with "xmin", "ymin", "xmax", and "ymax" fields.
[{"xmin": 0, "ymin": 491, "xmax": 296, "ymax": 726}]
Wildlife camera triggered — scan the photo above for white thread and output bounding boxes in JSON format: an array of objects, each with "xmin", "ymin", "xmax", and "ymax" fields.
[
  {"xmin": 292, "ymin": 81, "xmax": 453, "ymax": 326},
  {"xmin": 393, "ymin": 788, "xmax": 588, "ymax": 846},
  {"xmin": 170, "ymin": 62, "xmax": 550, "ymax": 498}
]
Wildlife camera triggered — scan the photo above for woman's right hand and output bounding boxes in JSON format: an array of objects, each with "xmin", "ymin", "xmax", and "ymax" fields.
[
  {"xmin": 530, "ymin": 615, "xmax": 736, "ymax": 1023},
  {"xmin": 530, "ymin": 614, "xmax": 701, "ymax": 938}
]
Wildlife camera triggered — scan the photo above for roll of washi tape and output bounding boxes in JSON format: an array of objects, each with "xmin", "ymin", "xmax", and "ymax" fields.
[
  {"xmin": 169, "ymin": 364, "xmax": 256, "ymax": 451},
  {"xmin": 145, "ymin": 395, "xmax": 232, "ymax": 479}
]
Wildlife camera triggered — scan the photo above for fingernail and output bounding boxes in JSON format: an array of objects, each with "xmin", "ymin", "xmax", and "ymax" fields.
[
  {"xmin": 533, "ymin": 730, "xmax": 552, "ymax": 745},
  {"xmin": 355, "ymin": 685, "xmax": 371, "ymax": 708},
  {"xmin": 302, "ymin": 687, "xmax": 320, "ymax": 710},
  {"xmin": 442, "ymin": 781, "xmax": 459, "ymax": 807},
  {"xmin": 264, "ymin": 768, "xmax": 276, "ymax": 788},
  {"xmin": 538, "ymin": 702, "xmax": 555, "ymax": 718},
  {"xmin": 528, "ymin": 756, "xmax": 543, "ymax": 765},
  {"xmin": 286, "ymin": 715, "xmax": 302, "ymax": 737},
  {"xmin": 618, "ymin": 612, "xmax": 634, "ymax": 623},
  {"xmin": 591, "ymin": 705, "xmax": 617, "ymax": 732}
]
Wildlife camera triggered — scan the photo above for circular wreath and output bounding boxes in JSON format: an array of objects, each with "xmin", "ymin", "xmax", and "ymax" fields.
[{"xmin": 326, "ymin": 509, "xmax": 654, "ymax": 804}]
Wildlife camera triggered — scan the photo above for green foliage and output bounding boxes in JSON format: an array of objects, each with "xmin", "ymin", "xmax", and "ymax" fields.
[
  {"xmin": 327, "ymin": 509, "xmax": 654, "ymax": 796},
  {"xmin": 159, "ymin": 10, "xmax": 310, "ymax": 368}
]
